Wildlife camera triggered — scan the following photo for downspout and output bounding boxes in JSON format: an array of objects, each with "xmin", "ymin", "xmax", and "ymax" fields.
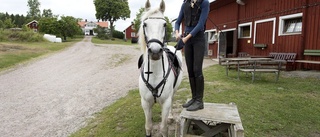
[
  {"xmin": 301, "ymin": 0, "xmax": 308, "ymax": 64},
  {"xmin": 235, "ymin": 0, "xmax": 240, "ymax": 56},
  {"xmin": 296, "ymin": 0, "xmax": 309, "ymax": 69}
]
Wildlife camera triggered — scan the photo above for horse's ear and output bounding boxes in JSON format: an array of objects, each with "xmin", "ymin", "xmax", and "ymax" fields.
[
  {"xmin": 160, "ymin": 0, "xmax": 165, "ymax": 13},
  {"xmin": 145, "ymin": 0, "xmax": 151, "ymax": 11}
]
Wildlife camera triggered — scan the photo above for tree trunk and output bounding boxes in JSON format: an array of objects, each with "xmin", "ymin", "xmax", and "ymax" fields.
[{"xmin": 110, "ymin": 21, "xmax": 114, "ymax": 38}]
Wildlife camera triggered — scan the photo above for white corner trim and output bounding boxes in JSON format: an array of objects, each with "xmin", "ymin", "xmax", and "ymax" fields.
[
  {"xmin": 254, "ymin": 18, "xmax": 276, "ymax": 44},
  {"xmin": 205, "ymin": 29, "xmax": 217, "ymax": 32},
  {"xmin": 221, "ymin": 28, "xmax": 236, "ymax": 32}
]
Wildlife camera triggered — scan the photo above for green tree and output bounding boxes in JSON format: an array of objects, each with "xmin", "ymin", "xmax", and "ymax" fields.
[
  {"xmin": 39, "ymin": 16, "xmax": 81, "ymax": 41},
  {"xmin": 133, "ymin": 8, "xmax": 144, "ymax": 33},
  {"xmin": 57, "ymin": 16, "xmax": 82, "ymax": 40},
  {"xmin": 0, "ymin": 20, "xmax": 4, "ymax": 28},
  {"xmin": 38, "ymin": 17, "xmax": 58, "ymax": 35},
  {"xmin": 42, "ymin": 9, "xmax": 53, "ymax": 18},
  {"xmin": 27, "ymin": 0, "xmax": 41, "ymax": 19},
  {"xmin": 10, "ymin": 14, "xmax": 15, "ymax": 24},
  {"xmin": 94, "ymin": 0, "xmax": 130, "ymax": 37},
  {"xmin": 164, "ymin": 16, "xmax": 173, "ymax": 42},
  {"xmin": 0, "ymin": 12, "xmax": 5, "ymax": 21},
  {"xmin": 3, "ymin": 18, "xmax": 15, "ymax": 28},
  {"xmin": 14, "ymin": 14, "xmax": 24, "ymax": 28}
]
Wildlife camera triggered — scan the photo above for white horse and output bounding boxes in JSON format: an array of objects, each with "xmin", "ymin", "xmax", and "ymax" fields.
[{"xmin": 138, "ymin": 0, "xmax": 183, "ymax": 137}]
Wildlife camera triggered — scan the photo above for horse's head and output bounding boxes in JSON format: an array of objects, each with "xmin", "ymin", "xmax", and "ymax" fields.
[{"xmin": 139, "ymin": 0, "xmax": 166, "ymax": 61}]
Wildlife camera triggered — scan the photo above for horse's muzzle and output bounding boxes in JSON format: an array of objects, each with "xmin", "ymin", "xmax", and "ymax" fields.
[{"xmin": 148, "ymin": 47, "xmax": 163, "ymax": 60}]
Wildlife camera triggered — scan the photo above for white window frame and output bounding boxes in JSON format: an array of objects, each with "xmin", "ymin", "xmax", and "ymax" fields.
[
  {"xmin": 278, "ymin": 13, "xmax": 303, "ymax": 36},
  {"xmin": 205, "ymin": 29, "xmax": 217, "ymax": 44},
  {"xmin": 238, "ymin": 22, "xmax": 252, "ymax": 38},
  {"xmin": 131, "ymin": 32, "xmax": 136, "ymax": 37},
  {"xmin": 254, "ymin": 18, "xmax": 276, "ymax": 44}
]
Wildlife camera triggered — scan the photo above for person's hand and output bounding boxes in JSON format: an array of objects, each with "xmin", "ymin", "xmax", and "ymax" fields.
[
  {"xmin": 175, "ymin": 32, "xmax": 181, "ymax": 41},
  {"xmin": 175, "ymin": 39, "xmax": 185, "ymax": 50}
]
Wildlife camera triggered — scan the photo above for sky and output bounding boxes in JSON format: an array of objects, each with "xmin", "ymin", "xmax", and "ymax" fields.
[{"xmin": 0, "ymin": 0, "xmax": 215, "ymax": 31}]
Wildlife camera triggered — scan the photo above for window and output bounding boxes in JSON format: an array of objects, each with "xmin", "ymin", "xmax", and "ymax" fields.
[
  {"xmin": 131, "ymin": 25, "xmax": 135, "ymax": 30},
  {"xmin": 131, "ymin": 32, "xmax": 136, "ymax": 37},
  {"xmin": 284, "ymin": 18, "xmax": 302, "ymax": 33},
  {"xmin": 238, "ymin": 22, "xmax": 252, "ymax": 38},
  {"xmin": 279, "ymin": 13, "xmax": 303, "ymax": 36},
  {"xmin": 206, "ymin": 29, "xmax": 217, "ymax": 43}
]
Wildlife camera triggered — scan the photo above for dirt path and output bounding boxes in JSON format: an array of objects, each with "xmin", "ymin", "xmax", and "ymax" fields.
[{"xmin": 0, "ymin": 36, "xmax": 217, "ymax": 137}]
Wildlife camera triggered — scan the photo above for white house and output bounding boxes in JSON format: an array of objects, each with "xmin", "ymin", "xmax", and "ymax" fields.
[{"xmin": 78, "ymin": 20, "xmax": 109, "ymax": 35}]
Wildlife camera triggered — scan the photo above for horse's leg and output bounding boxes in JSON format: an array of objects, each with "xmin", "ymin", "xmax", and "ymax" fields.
[
  {"xmin": 141, "ymin": 98, "xmax": 153, "ymax": 137},
  {"xmin": 160, "ymin": 98, "xmax": 172, "ymax": 137},
  {"xmin": 167, "ymin": 95, "xmax": 174, "ymax": 123}
]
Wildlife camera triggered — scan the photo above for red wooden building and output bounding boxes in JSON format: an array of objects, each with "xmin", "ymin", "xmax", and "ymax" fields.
[
  {"xmin": 205, "ymin": 0, "xmax": 320, "ymax": 70},
  {"xmin": 25, "ymin": 20, "xmax": 38, "ymax": 32},
  {"xmin": 123, "ymin": 22, "xmax": 138, "ymax": 43}
]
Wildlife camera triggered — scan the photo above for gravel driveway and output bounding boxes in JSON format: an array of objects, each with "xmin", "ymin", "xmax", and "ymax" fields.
[
  {"xmin": 0, "ymin": 36, "xmax": 144, "ymax": 137},
  {"xmin": 0, "ymin": 36, "xmax": 216, "ymax": 137}
]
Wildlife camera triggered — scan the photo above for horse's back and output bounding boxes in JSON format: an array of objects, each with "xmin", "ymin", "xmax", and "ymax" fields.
[
  {"xmin": 166, "ymin": 46, "xmax": 182, "ymax": 60},
  {"xmin": 165, "ymin": 46, "xmax": 183, "ymax": 91}
]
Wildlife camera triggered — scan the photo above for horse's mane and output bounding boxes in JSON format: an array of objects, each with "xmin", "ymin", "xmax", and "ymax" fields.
[{"xmin": 138, "ymin": 7, "xmax": 164, "ymax": 54}]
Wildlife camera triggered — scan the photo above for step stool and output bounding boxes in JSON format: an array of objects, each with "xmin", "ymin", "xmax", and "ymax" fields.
[{"xmin": 175, "ymin": 102, "xmax": 244, "ymax": 137}]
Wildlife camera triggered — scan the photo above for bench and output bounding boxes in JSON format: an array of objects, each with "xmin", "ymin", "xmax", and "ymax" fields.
[
  {"xmin": 220, "ymin": 52, "xmax": 250, "ymax": 69},
  {"xmin": 304, "ymin": 50, "xmax": 320, "ymax": 56},
  {"xmin": 239, "ymin": 60, "xmax": 281, "ymax": 82},
  {"xmin": 268, "ymin": 52, "xmax": 297, "ymax": 71},
  {"xmin": 295, "ymin": 50, "xmax": 320, "ymax": 69}
]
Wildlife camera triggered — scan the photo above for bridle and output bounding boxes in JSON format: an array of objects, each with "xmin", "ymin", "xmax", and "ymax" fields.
[
  {"xmin": 142, "ymin": 17, "xmax": 167, "ymax": 48},
  {"xmin": 140, "ymin": 16, "xmax": 172, "ymax": 103}
]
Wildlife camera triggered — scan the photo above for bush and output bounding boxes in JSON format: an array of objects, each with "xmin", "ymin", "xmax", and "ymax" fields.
[
  {"xmin": 95, "ymin": 26, "xmax": 110, "ymax": 40},
  {"xmin": 0, "ymin": 29, "xmax": 45, "ymax": 42},
  {"xmin": 112, "ymin": 30, "xmax": 124, "ymax": 39}
]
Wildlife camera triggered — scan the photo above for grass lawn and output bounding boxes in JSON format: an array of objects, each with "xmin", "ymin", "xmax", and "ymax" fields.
[
  {"xmin": 91, "ymin": 37, "xmax": 136, "ymax": 45},
  {"xmin": 0, "ymin": 38, "xmax": 83, "ymax": 71},
  {"xmin": 70, "ymin": 65, "xmax": 320, "ymax": 137}
]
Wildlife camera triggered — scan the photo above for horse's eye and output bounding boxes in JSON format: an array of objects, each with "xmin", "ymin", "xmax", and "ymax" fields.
[
  {"xmin": 163, "ymin": 23, "xmax": 167, "ymax": 27},
  {"xmin": 143, "ymin": 23, "xmax": 147, "ymax": 27}
]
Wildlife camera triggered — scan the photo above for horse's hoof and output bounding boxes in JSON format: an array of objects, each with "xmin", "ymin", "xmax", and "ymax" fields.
[{"xmin": 146, "ymin": 135, "xmax": 151, "ymax": 137}]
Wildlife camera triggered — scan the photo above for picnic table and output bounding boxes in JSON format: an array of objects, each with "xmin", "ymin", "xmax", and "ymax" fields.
[
  {"xmin": 224, "ymin": 57, "xmax": 272, "ymax": 78},
  {"xmin": 224, "ymin": 57, "xmax": 284, "ymax": 81}
]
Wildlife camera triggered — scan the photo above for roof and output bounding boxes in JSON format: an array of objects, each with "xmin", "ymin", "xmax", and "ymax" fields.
[
  {"xmin": 78, "ymin": 21, "xmax": 86, "ymax": 27},
  {"xmin": 77, "ymin": 21, "xmax": 108, "ymax": 28},
  {"xmin": 25, "ymin": 20, "xmax": 38, "ymax": 26},
  {"xmin": 96, "ymin": 22, "xmax": 108, "ymax": 28},
  {"xmin": 124, "ymin": 24, "xmax": 134, "ymax": 31}
]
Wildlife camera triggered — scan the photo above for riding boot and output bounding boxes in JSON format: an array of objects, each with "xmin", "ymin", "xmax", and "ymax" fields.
[
  {"xmin": 187, "ymin": 75, "xmax": 204, "ymax": 111},
  {"xmin": 182, "ymin": 77, "xmax": 196, "ymax": 108}
]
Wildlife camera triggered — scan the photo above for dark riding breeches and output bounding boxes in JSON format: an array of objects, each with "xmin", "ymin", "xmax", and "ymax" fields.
[{"xmin": 184, "ymin": 32, "xmax": 205, "ymax": 78}]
